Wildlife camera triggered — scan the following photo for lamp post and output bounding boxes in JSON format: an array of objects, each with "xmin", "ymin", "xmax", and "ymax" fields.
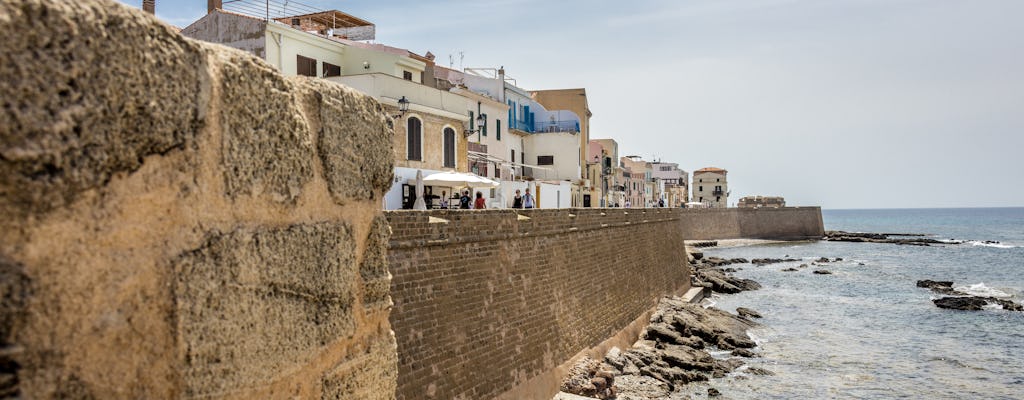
[{"xmin": 391, "ymin": 96, "xmax": 410, "ymax": 119}]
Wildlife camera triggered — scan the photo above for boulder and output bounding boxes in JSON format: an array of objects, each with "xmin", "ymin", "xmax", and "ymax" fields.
[
  {"xmin": 916, "ymin": 280, "xmax": 966, "ymax": 295},
  {"xmin": 736, "ymin": 307, "xmax": 763, "ymax": 319},
  {"xmin": 731, "ymin": 348, "xmax": 758, "ymax": 358},
  {"xmin": 933, "ymin": 297, "xmax": 987, "ymax": 311},
  {"xmin": 612, "ymin": 375, "xmax": 670, "ymax": 400},
  {"xmin": 813, "ymin": 270, "xmax": 832, "ymax": 275},
  {"xmin": 708, "ymin": 387, "xmax": 722, "ymax": 397},
  {"xmin": 781, "ymin": 267, "xmax": 798, "ymax": 272}
]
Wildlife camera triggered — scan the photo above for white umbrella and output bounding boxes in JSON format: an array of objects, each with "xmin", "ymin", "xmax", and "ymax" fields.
[
  {"xmin": 422, "ymin": 171, "xmax": 499, "ymax": 188},
  {"xmin": 413, "ymin": 170, "xmax": 427, "ymax": 210}
]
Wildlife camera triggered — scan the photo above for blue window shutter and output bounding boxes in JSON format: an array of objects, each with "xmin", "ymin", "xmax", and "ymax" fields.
[
  {"xmin": 497, "ymin": 119, "xmax": 501, "ymax": 140},
  {"xmin": 469, "ymin": 111, "xmax": 474, "ymax": 130}
]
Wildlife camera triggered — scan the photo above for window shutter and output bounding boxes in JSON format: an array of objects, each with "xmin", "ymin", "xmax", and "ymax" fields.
[{"xmin": 496, "ymin": 119, "xmax": 501, "ymax": 140}]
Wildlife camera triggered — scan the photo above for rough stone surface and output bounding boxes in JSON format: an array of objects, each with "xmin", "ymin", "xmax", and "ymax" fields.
[
  {"xmin": 173, "ymin": 223, "xmax": 358, "ymax": 396},
  {"xmin": 0, "ymin": 0, "xmax": 398, "ymax": 398},
  {"xmin": 217, "ymin": 51, "xmax": 313, "ymax": 202},
  {"xmin": 0, "ymin": 0, "xmax": 206, "ymax": 226},
  {"xmin": 303, "ymin": 79, "xmax": 394, "ymax": 203}
]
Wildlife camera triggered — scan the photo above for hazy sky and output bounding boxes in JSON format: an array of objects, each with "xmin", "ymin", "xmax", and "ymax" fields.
[{"xmin": 124, "ymin": 0, "xmax": 1023, "ymax": 209}]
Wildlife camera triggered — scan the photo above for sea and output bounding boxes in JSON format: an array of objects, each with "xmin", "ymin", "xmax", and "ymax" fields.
[{"xmin": 688, "ymin": 207, "xmax": 1024, "ymax": 399}]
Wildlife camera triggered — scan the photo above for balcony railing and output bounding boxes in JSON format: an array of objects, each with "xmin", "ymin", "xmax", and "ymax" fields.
[
  {"xmin": 536, "ymin": 120, "xmax": 579, "ymax": 133},
  {"xmin": 712, "ymin": 190, "xmax": 725, "ymax": 196},
  {"xmin": 511, "ymin": 119, "xmax": 580, "ymax": 133}
]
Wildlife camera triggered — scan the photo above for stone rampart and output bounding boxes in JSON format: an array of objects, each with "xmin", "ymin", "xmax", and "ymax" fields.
[
  {"xmin": 386, "ymin": 209, "xmax": 692, "ymax": 400},
  {"xmin": 677, "ymin": 207, "xmax": 825, "ymax": 240},
  {"xmin": 1, "ymin": 0, "xmax": 396, "ymax": 398}
]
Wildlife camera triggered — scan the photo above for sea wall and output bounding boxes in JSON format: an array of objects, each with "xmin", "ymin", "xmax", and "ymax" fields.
[
  {"xmin": 385, "ymin": 209, "xmax": 692, "ymax": 400},
  {"xmin": 676, "ymin": 207, "xmax": 825, "ymax": 240},
  {"xmin": 0, "ymin": 1, "xmax": 397, "ymax": 398}
]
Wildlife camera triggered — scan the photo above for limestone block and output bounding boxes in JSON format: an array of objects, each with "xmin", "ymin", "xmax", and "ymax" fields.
[
  {"xmin": 297, "ymin": 79, "xmax": 393, "ymax": 203},
  {"xmin": 173, "ymin": 223, "xmax": 357, "ymax": 397},
  {"xmin": 360, "ymin": 215, "xmax": 393, "ymax": 312},
  {"xmin": 321, "ymin": 331, "xmax": 398, "ymax": 400},
  {"xmin": 216, "ymin": 51, "xmax": 313, "ymax": 202},
  {"xmin": 0, "ymin": 0, "xmax": 207, "ymax": 222}
]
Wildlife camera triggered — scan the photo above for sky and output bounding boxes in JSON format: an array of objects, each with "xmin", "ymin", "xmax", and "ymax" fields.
[{"xmin": 122, "ymin": 0, "xmax": 1024, "ymax": 209}]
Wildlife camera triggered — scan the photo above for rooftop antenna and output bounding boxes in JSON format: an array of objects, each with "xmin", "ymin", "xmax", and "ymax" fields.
[
  {"xmin": 459, "ymin": 51, "xmax": 465, "ymax": 70},
  {"xmin": 448, "ymin": 54, "xmax": 454, "ymax": 68}
]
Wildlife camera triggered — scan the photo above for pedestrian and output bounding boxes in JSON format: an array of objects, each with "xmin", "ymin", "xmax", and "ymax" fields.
[
  {"xmin": 474, "ymin": 191, "xmax": 486, "ymax": 209},
  {"xmin": 523, "ymin": 188, "xmax": 535, "ymax": 209},
  {"xmin": 512, "ymin": 189, "xmax": 523, "ymax": 208},
  {"xmin": 659, "ymin": 198, "xmax": 665, "ymax": 207},
  {"xmin": 439, "ymin": 191, "xmax": 449, "ymax": 209},
  {"xmin": 459, "ymin": 190, "xmax": 471, "ymax": 209},
  {"xmin": 624, "ymin": 199, "xmax": 631, "ymax": 208}
]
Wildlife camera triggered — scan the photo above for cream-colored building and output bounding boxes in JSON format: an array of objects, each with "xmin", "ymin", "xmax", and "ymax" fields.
[
  {"xmin": 620, "ymin": 156, "xmax": 653, "ymax": 208},
  {"xmin": 693, "ymin": 167, "xmax": 728, "ymax": 208},
  {"xmin": 183, "ymin": 4, "xmax": 473, "ymax": 210}
]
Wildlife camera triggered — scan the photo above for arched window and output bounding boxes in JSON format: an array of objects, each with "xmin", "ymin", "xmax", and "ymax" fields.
[
  {"xmin": 406, "ymin": 117, "xmax": 422, "ymax": 161},
  {"xmin": 443, "ymin": 127, "xmax": 456, "ymax": 168}
]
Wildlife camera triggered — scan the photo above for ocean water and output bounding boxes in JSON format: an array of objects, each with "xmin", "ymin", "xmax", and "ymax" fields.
[{"xmin": 689, "ymin": 208, "xmax": 1024, "ymax": 399}]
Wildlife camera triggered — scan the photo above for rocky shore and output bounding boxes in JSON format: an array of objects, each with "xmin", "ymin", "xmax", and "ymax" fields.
[
  {"xmin": 823, "ymin": 231, "xmax": 950, "ymax": 246},
  {"xmin": 558, "ymin": 297, "xmax": 768, "ymax": 400},
  {"xmin": 917, "ymin": 280, "xmax": 1024, "ymax": 312},
  {"xmin": 558, "ymin": 246, "xmax": 777, "ymax": 399}
]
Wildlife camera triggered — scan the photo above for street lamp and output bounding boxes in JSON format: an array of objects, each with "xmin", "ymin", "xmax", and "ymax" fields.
[{"xmin": 391, "ymin": 96, "xmax": 410, "ymax": 119}]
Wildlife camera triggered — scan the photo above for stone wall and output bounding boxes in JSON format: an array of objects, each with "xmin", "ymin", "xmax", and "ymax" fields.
[
  {"xmin": 0, "ymin": 1, "xmax": 397, "ymax": 398},
  {"xmin": 676, "ymin": 207, "xmax": 825, "ymax": 240},
  {"xmin": 386, "ymin": 209, "xmax": 692, "ymax": 400}
]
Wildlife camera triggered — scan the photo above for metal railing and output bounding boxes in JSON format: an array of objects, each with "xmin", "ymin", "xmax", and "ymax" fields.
[
  {"xmin": 537, "ymin": 120, "xmax": 579, "ymax": 133},
  {"xmin": 223, "ymin": 0, "xmax": 324, "ymax": 21}
]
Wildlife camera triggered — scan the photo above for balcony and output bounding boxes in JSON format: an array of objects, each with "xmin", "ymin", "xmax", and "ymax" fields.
[
  {"xmin": 536, "ymin": 119, "xmax": 579, "ymax": 133},
  {"xmin": 712, "ymin": 189, "xmax": 725, "ymax": 196}
]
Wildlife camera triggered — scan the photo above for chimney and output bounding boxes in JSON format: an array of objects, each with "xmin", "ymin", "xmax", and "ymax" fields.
[
  {"xmin": 208, "ymin": 0, "xmax": 222, "ymax": 13},
  {"xmin": 497, "ymin": 66, "xmax": 506, "ymax": 102},
  {"xmin": 142, "ymin": 0, "xmax": 154, "ymax": 14}
]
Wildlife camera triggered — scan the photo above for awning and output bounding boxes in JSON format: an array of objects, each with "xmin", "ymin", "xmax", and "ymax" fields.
[{"xmin": 420, "ymin": 171, "xmax": 500, "ymax": 188}]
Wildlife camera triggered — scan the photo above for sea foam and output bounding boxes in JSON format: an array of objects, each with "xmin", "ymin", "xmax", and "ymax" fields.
[
  {"xmin": 955, "ymin": 282, "xmax": 1013, "ymax": 298},
  {"xmin": 966, "ymin": 240, "xmax": 1016, "ymax": 249}
]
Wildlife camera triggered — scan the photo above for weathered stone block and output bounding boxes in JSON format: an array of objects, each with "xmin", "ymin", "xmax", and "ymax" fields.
[
  {"xmin": 321, "ymin": 331, "xmax": 398, "ymax": 400},
  {"xmin": 216, "ymin": 51, "xmax": 313, "ymax": 202},
  {"xmin": 360, "ymin": 215, "xmax": 393, "ymax": 312},
  {"xmin": 173, "ymin": 223, "xmax": 357, "ymax": 396},
  {"xmin": 0, "ymin": 0, "xmax": 207, "ymax": 222},
  {"xmin": 300, "ymin": 79, "xmax": 393, "ymax": 203}
]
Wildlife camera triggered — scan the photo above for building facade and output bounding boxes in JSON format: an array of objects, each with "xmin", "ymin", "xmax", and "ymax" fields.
[
  {"xmin": 692, "ymin": 167, "xmax": 728, "ymax": 208},
  {"xmin": 738, "ymin": 196, "xmax": 786, "ymax": 208}
]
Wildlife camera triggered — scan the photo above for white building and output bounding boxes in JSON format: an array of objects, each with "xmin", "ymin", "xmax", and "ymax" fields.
[{"xmin": 692, "ymin": 167, "xmax": 728, "ymax": 208}]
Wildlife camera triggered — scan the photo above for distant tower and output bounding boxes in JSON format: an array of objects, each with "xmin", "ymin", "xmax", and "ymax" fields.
[
  {"xmin": 692, "ymin": 167, "xmax": 728, "ymax": 208},
  {"xmin": 142, "ymin": 0, "xmax": 154, "ymax": 14}
]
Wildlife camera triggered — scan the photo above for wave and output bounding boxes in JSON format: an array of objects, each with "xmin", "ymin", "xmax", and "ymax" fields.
[
  {"xmin": 965, "ymin": 240, "xmax": 1016, "ymax": 249},
  {"xmin": 954, "ymin": 282, "xmax": 1013, "ymax": 299}
]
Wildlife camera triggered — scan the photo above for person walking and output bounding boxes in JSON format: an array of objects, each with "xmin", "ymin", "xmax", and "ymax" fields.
[
  {"xmin": 474, "ymin": 191, "xmax": 487, "ymax": 209},
  {"xmin": 512, "ymin": 189, "xmax": 523, "ymax": 209},
  {"xmin": 459, "ymin": 190, "xmax": 471, "ymax": 209},
  {"xmin": 523, "ymin": 188, "xmax": 535, "ymax": 209}
]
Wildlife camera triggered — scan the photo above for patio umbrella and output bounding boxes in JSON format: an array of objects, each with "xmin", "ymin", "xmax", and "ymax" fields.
[
  {"xmin": 422, "ymin": 171, "xmax": 500, "ymax": 188},
  {"xmin": 413, "ymin": 170, "xmax": 427, "ymax": 210}
]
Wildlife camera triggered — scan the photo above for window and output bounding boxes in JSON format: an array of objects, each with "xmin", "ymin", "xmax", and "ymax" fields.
[
  {"xmin": 403, "ymin": 70, "xmax": 413, "ymax": 81},
  {"xmin": 297, "ymin": 55, "xmax": 317, "ymax": 77},
  {"xmin": 481, "ymin": 117, "xmax": 487, "ymax": 136},
  {"xmin": 717, "ymin": 178, "xmax": 720, "ymax": 182},
  {"xmin": 443, "ymin": 127, "xmax": 456, "ymax": 168},
  {"xmin": 496, "ymin": 119, "xmax": 501, "ymax": 140},
  {"xmin": 660, "ymin": 166, "xmax": 672, "ymax": 171},
  {"xmin": 495, "ymin": 163, "xmax": 501, "ymax": 179},
  {"xmin": 322, "ymin": 62, "xmax": 340, "ymax": 77},
  {"xmin": 406, "ymin": 117, "xmax": 422, "ymax": 161},
  {"xmin": 537, "ymin": 155, "xmax": 554, "ymax": 165},
  {"xmin": 699, "ymin": 186, "xmax": 703, "ymax": 191}
]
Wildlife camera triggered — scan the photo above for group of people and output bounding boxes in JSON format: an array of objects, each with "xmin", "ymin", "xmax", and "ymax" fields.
[{"xmin": 436, "ymin": 188, "xmax": 536, "ymax": 209}]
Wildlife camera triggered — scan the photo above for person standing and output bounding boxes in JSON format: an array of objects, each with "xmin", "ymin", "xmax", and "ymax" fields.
[
  {"xmin": 459, "ymin": 190, "xmax": 471, "ymax": 209},
  {"xmin": 439, "ymin": 191, "xmax": 449, "ymax": 209},
  {"xmin": 474, "ymin": 191, "xmax": 487, "ymax": 209},
  {"xmin": 512, "ymin": 189, "xmax": 523, "ymax": 209},
  {"xmin": 523, "ymin": 188, "xmax": 535, "ymax": 209}
]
